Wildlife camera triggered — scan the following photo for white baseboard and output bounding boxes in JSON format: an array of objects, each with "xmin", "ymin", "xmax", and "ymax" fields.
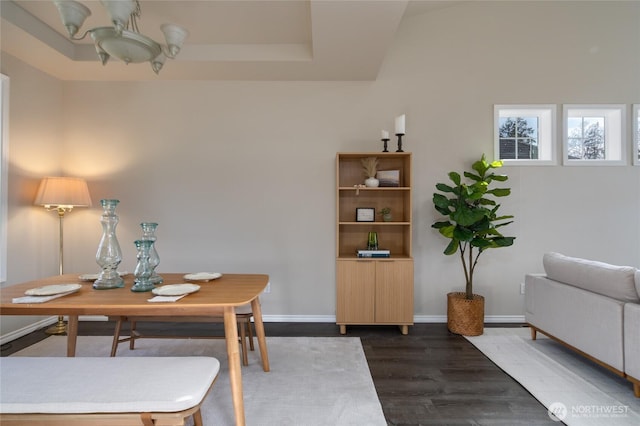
[
  {"xmin": 1, "ymin": 314, "xmax": 526, "ymax": 344},
  {"xmin": 57, "ymin": 314, "xmax": 527, "ymax": 323},
  {"xmin": 0, "ymin": 317, "xmax": 57, "ymax": 346}
]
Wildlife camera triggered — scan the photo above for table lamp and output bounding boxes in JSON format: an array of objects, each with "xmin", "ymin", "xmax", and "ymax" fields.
[{"xmin": 34, "ymin": 176, "xmax": 92, "ymax": 335}]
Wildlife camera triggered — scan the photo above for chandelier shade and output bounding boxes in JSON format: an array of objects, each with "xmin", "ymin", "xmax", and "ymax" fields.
[
  {"xmin": 101, "ymin": 0, "xmax": 137, "ymax": 33},
  {"xmin": 53, "ymin": 0, "xmax": 188, "ymax": 74},
  {"xmin": 53, "ymin": 0, "xmax": 91, "ymax": 37}
]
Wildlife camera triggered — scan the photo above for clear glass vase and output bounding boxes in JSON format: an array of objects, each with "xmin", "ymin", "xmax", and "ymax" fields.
[
  {"xmin": 93, "ymin": 199, "xmax": 124, "ymax": 289},
  {"xmin": 140, "ymin": 222, "xmax": 162, "ymax": 285},
  {"xmin": 367, "ymin": 231, "xmax": 378, "ymax": 250},
  {"xmin": 131, "ymin": 239, "xmax": 155, "ymax": 292}
]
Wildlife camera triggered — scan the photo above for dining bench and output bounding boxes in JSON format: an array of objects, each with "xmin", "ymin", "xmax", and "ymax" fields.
[{"xmin": 0, "ymin": 356, "xmax": 220, "ymax": 426}]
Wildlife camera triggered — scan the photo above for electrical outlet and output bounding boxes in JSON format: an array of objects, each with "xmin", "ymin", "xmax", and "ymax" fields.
[
  {"xmin": 520, "ymin": 282, "xmax": 525, "ymax": 295},
  {"xmin": 264, "ymin": 281, "xmax": 271, "ymax": 294}
]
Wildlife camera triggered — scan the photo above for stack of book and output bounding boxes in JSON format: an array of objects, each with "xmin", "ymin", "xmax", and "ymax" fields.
[{"xmin": 357, "ymin": 249, "xmax": 390, "ymax": 258}]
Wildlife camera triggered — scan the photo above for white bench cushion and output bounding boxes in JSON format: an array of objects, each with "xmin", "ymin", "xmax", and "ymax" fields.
[{"xmin": 0, "ymin": 357, "xmax": 219, "ymax": 414}]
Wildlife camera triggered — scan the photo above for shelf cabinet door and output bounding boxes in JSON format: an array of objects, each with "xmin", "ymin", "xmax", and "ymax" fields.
[
  {"xmin": 336, "ymin": 260, "xmax": 375, "ymax": 323},
  {"xmin": 375, "ymin": 259, "xmax": 414, "ymax": 323}
]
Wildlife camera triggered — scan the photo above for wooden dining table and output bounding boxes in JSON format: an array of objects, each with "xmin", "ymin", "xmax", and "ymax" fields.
[{"xmin": 0, "ymin": 272, "xmax": 270, "ymax": 426}]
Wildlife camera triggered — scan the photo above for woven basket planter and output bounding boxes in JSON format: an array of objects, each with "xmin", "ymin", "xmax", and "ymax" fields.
[{"xmin": 447, "ymin": 292, "xmax": 485, "ymax": 336}]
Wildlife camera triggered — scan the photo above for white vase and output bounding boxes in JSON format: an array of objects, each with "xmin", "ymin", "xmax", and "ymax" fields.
[{"xmin": 364, "ymin": 177, "xmax": 379, "ymax": 187}]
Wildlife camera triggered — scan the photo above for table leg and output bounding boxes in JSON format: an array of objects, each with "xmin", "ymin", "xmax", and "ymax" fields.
[
  {"xmin": 251, "ymin": 297, "xmax": 270, "ymax": 372},
  {"xmin": 66, "ymin": 315, "xmax": 78, "ymax": 357},
  {"xmin": 224, "ymin": 307, "xmax": 245, "ymax": 426}
]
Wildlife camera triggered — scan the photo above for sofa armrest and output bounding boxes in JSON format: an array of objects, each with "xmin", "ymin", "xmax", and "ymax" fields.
[
  {"xmin": 524, "ymin": 273, "xmax": 625, "ymax": 371},
  {"xmin": 625, "ymin": 303, "xmax": 640, "ymax": 381}
]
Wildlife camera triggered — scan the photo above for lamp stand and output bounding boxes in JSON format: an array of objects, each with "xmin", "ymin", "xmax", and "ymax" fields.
[{"xmin": 45, "ymin": 208, "xmax": 67, "ymax": 335}]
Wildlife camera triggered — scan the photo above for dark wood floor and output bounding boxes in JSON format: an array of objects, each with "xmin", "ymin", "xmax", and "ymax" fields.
[{"xmin": 1, "ymin": 321, "xmax": 559, "ymax": 425}]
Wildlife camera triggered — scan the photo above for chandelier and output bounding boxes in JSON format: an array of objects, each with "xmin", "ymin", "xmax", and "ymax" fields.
[{"xmin": 53, "ymin": 0, "xmax": 189, "ymax": 74}]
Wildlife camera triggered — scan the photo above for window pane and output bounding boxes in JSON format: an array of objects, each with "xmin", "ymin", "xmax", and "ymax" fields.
[
  {"xmin": 567, "ymin": 117, "xmax": 582, "ymax": 137},
  {"xmin": 517, "ymin": 137, "xmax": 538, "ymax": 159},
  {"xmin": 494, "ymin": 105, "xmax": 556, "ymax": 164},
  {"xmin": 516, "ymin": 117, "xmax": 538, "ymax": 138},
  {"xmin": 499, "ymin": 138, "xmax": 516, "ymax": 159},
  {"xmin": 567, "ymin": 138, "xmax": 582, "ymax": 159},
  {"xmin": 499, "ymin": 117, "xmax": 516, "ymax": 137}
]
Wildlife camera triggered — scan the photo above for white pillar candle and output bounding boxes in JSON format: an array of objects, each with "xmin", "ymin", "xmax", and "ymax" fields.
[
  {"xmin": 381, "ymin": 130, "xmax": 389, "ymax": 139},
  {"xmin": 395, "ymin": 114, "xmax": 406, "ymax": 134}
]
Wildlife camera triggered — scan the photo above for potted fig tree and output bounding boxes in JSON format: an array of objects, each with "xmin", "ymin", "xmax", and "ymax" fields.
[{"xmin": 432, "ymin": 154, "xmax": 515, "ymax": 336}]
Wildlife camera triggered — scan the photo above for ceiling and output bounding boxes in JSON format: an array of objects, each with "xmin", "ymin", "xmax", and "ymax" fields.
[{"xmin": 1, "ymin": 0, "xmax": 458, "ymax": 81}]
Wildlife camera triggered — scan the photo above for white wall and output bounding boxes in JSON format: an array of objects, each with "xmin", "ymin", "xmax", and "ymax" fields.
[
  {"xmin": 2, "ymin": 1, "xmax": 639, "ymax": 336},
  {"xmin": 0, "ymin": 53, "xmax": 70, "ymax": 339}
]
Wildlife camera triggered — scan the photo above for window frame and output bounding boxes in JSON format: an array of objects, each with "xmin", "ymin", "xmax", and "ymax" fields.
[
  {"xmin": 562, "ymin": 104, "xmax": 627, "ymax": 166},
  {"xmin": 633, "ymin": 104, "xmax": 639, "ymax": 166},
  {"xmin": 494, "ymin": 104, "xmax": 557, "ymax": 166},
  {"xmin": 0, "ymin": 74, "xmax": 8, "ymax": 283}
]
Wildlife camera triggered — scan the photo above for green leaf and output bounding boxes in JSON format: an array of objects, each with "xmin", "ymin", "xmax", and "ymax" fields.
[
  {"xmin": 448, "ymin": 172, "xmax": 461, "ymax": 185},
  {"xmin": 494, "ymin": 220, "xmax": 514, "ymax": 229},
  {"xmin": 438, "ymin": 225, "xmax": 455, "ymax": 238},
  {"xmin": 463, "ymin": 171, "xmax": 481, "ymax": 182},
  {"xmin": 471, "ymin": 237, "xmax": 492, "ymax": 248},
  {"xmin": 433, "ymin": 193, "xmax": 451, "ymax": 210},
  {"xmin": 453, "ymin": 226, "xmax": 474, "ymax": 241},
  {"xmin": 477, "ymin": 198, "xmax": 496, "ymax": 206},
  {"xmin": 452, "ymin": 205, "xmax": 486, "ymax": 226},
  {"xmin": 432, "ymin": 220, "xmax": 452, "ymax": 229},
  {"xmin": 435, "ymin": 183, "xmax": 454, "ymax": 193},
  {"xmin": 444, "ymin": 239, "xmax": 459, "ymax": 255},
  {"xmin": 492, "ymin": 237, "xmax": 515, "ymax": 247},
  {"xmin": 472, "ymin": 156, "xmax": 489, "ymax": 176},
  {"xmin": 487, "ymin": 188, "xmax": 511, "ymax": 197},
  {"xmin": 490, "ymin": 174, "xmax": 508, "ymax": 182},
  {"xmin": 489, "ymin": 160, "xmax": 504, "ymax": 169}
]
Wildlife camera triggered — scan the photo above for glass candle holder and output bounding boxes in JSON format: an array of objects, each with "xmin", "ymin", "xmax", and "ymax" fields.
[
  {"xmin": 141, "ymin": 222, "xmax": 162, "ymax": 285},
  {"xmin": 132, "ymin": 239, "xmax": 155, "ymax": 292},
  {"xmin": 94, "ymin": 199, "xmax": 124, "ymax": 289}
]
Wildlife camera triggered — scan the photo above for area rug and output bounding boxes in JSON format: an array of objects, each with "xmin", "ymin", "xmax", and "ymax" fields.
[
  {"xmin": 466, "ymin": 327, "xmax": 640, "ymax": 426},
  {"xmin": 10, "ymin": 336, "xmax": 386, "ymax": 426}
]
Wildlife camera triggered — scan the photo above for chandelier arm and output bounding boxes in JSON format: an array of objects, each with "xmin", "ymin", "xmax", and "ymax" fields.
[{"xmin": 69, "ymin": 29, "xmax": 92, "ymax": 41}]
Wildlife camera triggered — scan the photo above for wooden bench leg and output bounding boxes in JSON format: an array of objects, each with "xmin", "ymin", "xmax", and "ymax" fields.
[
  {"xmin": 193, "ymin": 409, "xmax": 204, "ymax": 426},
  {"xmin": 140, "ymin": 412, "xmax": 154, "ymax": 426}
]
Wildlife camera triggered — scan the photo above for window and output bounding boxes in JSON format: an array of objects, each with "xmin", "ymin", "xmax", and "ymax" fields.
[
  {"xmin": 562, "ymin": 104, "xmax": 626, "ymax": 166},
  {"xmin": 0, "ymin": 74, "xmax": 8, "ymax": 283},
  {"xmin": 633, "ymin": 104, "xmax": 639, "ymax": 166},
  {"xmin": 494, "ymin": 105, "xmax": 556, "ymax": 165}
]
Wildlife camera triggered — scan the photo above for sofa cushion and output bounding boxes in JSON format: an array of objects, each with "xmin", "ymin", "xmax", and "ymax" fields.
[{"xmin": 543, "ymin": 252, "xmax": 640, "ymax": 303}]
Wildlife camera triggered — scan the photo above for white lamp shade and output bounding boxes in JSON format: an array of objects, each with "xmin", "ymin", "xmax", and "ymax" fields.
[
  {"xmin": 34, "ymin": 177, "xmax": 92, "ymax": 208},
  {"xmin": 53, "ymin": 0, "xmax": 92, "ymax": 37},
  {"xmin": 161, "ymin": 23, "xmax": 189, "ymax": 57},
  {"xmin": 100, "ymin": 0, "xmax": 136, "ymax": 31}
]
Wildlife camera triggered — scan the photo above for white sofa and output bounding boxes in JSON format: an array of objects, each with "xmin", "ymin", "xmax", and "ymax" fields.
[{"xmin": 524, "ymin": 252, "xmax": 640, "ymax": 397}]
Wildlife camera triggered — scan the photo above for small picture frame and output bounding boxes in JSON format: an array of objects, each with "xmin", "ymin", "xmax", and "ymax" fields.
[
  {"xmin": 377, "ymin": 170, "xmax": 400, "ymax": 187},
  {"xmin": 356, "ymin": 207, "xmax": 375, "ymax": 222}
]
